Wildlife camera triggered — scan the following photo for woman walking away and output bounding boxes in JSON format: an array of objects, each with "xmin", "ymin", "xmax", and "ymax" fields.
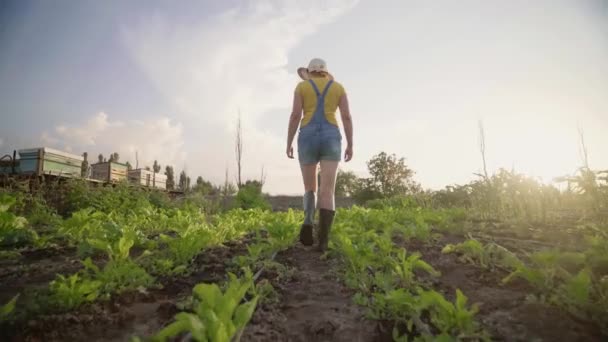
[{"xmin": 286, "ymin": 58, "xmax": 354, "ymax": 251}]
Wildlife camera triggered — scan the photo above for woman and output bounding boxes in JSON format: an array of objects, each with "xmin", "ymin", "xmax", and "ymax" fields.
[{"xmin": 286, "ymin": 58, "xmax": 353, "ymax": 251}]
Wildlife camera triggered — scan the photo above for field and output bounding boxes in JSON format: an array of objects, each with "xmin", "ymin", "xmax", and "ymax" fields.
[{"xmin": 0, "ymin": 179, "xmax": 607, "ymax": 342}]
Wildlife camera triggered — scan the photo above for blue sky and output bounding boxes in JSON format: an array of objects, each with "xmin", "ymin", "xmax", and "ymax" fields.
[{"xmin": 1, "ymin": 0, "xmax": 607, "ymax": 194}]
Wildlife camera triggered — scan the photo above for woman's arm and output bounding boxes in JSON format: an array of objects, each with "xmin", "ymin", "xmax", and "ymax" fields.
[
  {"xmin": 286, "ymin": 90, "xmax": 303, "ymax": 158},
  {"xmin": 339, "ymin": 94, "xmax": 353, "ymax": 162}
]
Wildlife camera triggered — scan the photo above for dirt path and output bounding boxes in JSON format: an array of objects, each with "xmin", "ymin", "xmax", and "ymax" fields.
[{"xmin": 244, "ymin": 244, "xmax": 379, "ymax": 342}]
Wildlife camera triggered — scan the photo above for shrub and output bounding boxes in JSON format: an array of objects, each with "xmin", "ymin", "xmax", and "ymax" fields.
[{"xmin": 234, "ymin": 183, "xmax": 271, "ymax": 211}]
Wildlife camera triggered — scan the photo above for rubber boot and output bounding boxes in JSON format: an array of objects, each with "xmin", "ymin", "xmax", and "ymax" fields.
[
  {"xmin": 299, "ymin": 191, "xmax": 315, "ymax": 246},
  {"xmin": 317, "ymin": 208, "xmax": 335, "ymax": 252},
  {"xmin": 299, "ymin": 223, "xmax": 314, "ymax": 246}
]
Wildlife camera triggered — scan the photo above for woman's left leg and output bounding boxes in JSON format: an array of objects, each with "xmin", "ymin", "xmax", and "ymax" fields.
[
  {"xmin": 299, "ymin": 163, "xmax": 318, "ymax": 246},
  {"xmin": 317, "ymin": 160, "xmax": 339, "ymax": 251}
]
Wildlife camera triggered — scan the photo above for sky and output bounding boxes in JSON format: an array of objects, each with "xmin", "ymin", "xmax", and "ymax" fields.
[{"xmin": 1, "ymin": 0, "xmax": 607, "ymax": 195}]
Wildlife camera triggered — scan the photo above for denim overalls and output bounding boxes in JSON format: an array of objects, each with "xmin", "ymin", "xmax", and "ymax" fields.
[{"xmin": 297, "ymin": 79, "xmax": 342, "ymax": 165}]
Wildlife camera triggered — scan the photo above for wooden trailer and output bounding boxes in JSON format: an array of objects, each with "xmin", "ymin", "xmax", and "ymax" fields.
[{"xmin": 91, "ymin": 162, "xmax": 128, "ymax": 183}]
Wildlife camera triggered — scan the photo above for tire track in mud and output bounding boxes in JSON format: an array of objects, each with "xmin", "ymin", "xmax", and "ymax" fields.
[{"xmin": 244, "ymin": 244, "xmax": 378, "ymax": 342}]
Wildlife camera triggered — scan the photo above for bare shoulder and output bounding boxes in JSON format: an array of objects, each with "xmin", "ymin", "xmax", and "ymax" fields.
[
  {"xmin": 332, "ymin": 80, "xmax": 346, "ymax": 94},
  {"xmin": 295, "ymin": 80, "xmax": 309, "ymax": 91}
]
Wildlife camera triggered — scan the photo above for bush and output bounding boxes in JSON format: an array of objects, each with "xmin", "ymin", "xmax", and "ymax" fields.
[
  {"xmin": 179, "ymin": 192, "xmax": 222, "ymax": 215},
  {"xmin": 234, "ymin": 183, "xmax": 271, "ymax": 211},
  {"xmin": 366, "ymin": 196, "xmax": 418, "ymax": 210}
]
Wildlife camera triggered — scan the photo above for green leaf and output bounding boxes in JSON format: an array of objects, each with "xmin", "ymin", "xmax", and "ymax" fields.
[
  {"xmin": 153, "ymin": 318, "xmax": 191, "ymax": 341},
  {"xmin": 82, "ymin": 257, "xmax": 101, "ymax": 274},
  {"xmin": 193, "ymin": 283, "xmax": 222, "ymax": 309},
  {"xmin": 557, "ymin": 268, "xmax": 592, "ymax": 307},
  {"xmin": 212, "ymin": 322, "xmax": 230, "ymax": 342},
  {"xmin": 0, "ymin": 294, "xmax": 19, "ymax": 321},
  {"xmin": 234, "ymin": 297, "xmax": 259, "ymax": 331}
]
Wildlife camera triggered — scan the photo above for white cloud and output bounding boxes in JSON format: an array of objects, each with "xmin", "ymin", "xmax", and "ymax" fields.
[
  {"xmin": 121, "ymin": 0, "xmax": 358, "ymax": 194},
  {"xmin": 123, "ymin": 0, "xmax": 357, "ymax": 126},
  {"xmin": 41, "ymin": 112, "xmax": 186, "ymax": 170}
]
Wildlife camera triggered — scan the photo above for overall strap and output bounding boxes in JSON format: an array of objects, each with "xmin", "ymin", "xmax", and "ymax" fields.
[
  {"xmin": 320, "ymin": 80, "xmax": 334, "ymax": 100},
  {"xmin": 308, "ymin": 79, "xmax": 321, "ymax": 98},
  {"xmin": 308, "ymin": 79, "xmax": 334, "ymax": 100}
]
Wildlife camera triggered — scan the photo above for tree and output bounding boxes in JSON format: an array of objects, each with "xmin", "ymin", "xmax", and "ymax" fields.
[
  {"xmin": 98, "ymin": 154, "xmax": 104, "ymax": 163},
  {"xmin": 125, "ymin": 161, "xmax": 133, "ymax": 171},
  {"xmin": 179, "ymin": 170, "xmax": 189, "ymax": 191},
  {"xmin": 81, "ymin": 152, "xmax": 89, "ymax": 177},
  {"xmin": 366, "ymin": 152, "xmax": 419, "ymax": 197},
  {"xmin": 108, "ymin": 152, "xmax": 119, "ymax": 163},
  {"xmin": 335, "ymin": 169, "xmax": 358, "ymax": 197},
  {"xmin": 220, "ymin": 167, "xmax": 237, "ymax": 198},
  {"xmin": 478, "ymin": 121, "xmax": 489, "ymax": 181},
  {"xmin": 235, "ymin": 111, "xmax": 243, "ymax": 188},
  {"xmin": 193, "ymin": 176, "xmax": 214, "ymax": 194},
  {"xmin": 153, "ymin": 160, "xmax": 161, "ymax": 173},
  {"xmin": 165, "ymin": 166, "xmax": 175, "ymax": 190}
]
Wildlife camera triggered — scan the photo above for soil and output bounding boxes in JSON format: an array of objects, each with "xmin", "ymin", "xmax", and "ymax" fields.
[
  {"xmin": 3, "ymin": 239, "xmax": 250, "ymax": 342},
  {"xmin": 3, "ymin": 230, "xmax": 605, "ymax": 342},
  {"xmin": 0, "ymin": 246, "xmax": 81, "ymax": 303},
  {"xmin": 243, "ymin": 244, "xmax": 380, "ymax": 342},
  {"xmin": 402, "ymin": 234, "xmax": 604, "ymax": 342}
]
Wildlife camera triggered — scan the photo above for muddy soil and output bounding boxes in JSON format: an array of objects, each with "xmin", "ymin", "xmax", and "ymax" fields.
[
  {"xmin": 243, "ymin": 244, "xmax": 379, "ymax": 342},
  {"xmin": 3, "ymin": 239, "xmax": 250, "ymax": 342},
  {"xmin": 0, "ymin": 246, "xmax": 81, "ymax": 303},
  {"xmin": 403, "ymin": 235, "xmax": 603, "ymax": 342},
  {"xmin": 469, "ymin": 220, "xmax": 590, "ymax": 252}
]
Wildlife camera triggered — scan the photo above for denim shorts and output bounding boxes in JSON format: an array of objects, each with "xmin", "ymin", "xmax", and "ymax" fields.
[{"xmin": 297, "ymin": 124, "xmax": 342, "ymax": 164}]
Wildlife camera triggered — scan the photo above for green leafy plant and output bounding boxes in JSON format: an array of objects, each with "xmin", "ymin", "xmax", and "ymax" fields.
[
  {"xmin": 442, "ymin": 238, "xmax": 520, "ymax": 270},
  {"xmin": 417, "ymin": 289, "xmax": 482, "ymax": 338},
  {"xmin": 83, "ymin": 257, "xmax": 154, "ymax": 295},
  {"xmin": 49, "ymin": 274, "xmax": 101, "ymax": 310},
  {"xmin": 552, "ymin": 268, "xmax": 592, "ymax": 316},
  {"xmin": 88, "ymin": 229, "xmax": 136, "ymax": 262},
  {"xmin": 154, "ymin": 273, "xmax": 258, "ymax": 342},
  {"xmin": 0, "ymin": 193, "xmax": 37, "ymax": 247},
  {"xmin": 502, "ymin": 250, "xmax": 584, "ymax": 293},
  {"xmin": 391, "ymin": 249, "xmax": 440, "ymax": 287}
]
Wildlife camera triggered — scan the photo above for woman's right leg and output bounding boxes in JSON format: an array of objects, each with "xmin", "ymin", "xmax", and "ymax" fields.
[
  {"xmin": 317, "ymin": 160, "xmax": 339, "ymax": 251},
  {"xmin": 318, "ymin": 160, "xmax": 339, "ymax": 210}
]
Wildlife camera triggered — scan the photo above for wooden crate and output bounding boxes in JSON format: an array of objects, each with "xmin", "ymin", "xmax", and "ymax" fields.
[
  {"xmin": 128, "ymin": 169, "xmax": 153, "ymax": 186},
  {"xmin": 152, "ymin": 172, "xmax": 167, "ymax": 190},
  {"xmin": 18, "ymin": 147, "xmax": 83, "ymax": 177},
  {"xmin": 128, "ymin": 169, "xmax": 167, "ymax": 190},
  {"xmin": 91, "ymin": 162, "xmax": 128, "ymax": 182}
]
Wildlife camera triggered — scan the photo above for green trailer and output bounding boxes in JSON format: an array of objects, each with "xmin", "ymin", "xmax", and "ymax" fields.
[
  {"xmin": 18, "ymin": 147, "xmax": 83, "ymax": 178},
  {"xmin": 0, "ymin": 151, "xmax": 20, "ymax": 175}
]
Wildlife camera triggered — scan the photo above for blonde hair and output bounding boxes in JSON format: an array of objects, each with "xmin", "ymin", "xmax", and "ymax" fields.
[{"xmin": 309, "ymin": 71, "xmax": 329, "ymax": 78}]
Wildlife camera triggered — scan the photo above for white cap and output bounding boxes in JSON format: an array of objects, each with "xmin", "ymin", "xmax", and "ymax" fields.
[{"xmin": 307, "ymin": 58, "xmax": 328, "ymax": 73}]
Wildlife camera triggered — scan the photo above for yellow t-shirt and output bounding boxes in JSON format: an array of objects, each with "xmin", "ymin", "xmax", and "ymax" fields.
[{"xmin": 296, "ymin": 77, "xmax": 346, "ymax": 127}]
